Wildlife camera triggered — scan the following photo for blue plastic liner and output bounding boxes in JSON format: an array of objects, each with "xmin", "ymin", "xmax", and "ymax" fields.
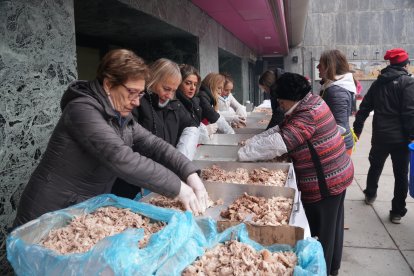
[
  {"xmin": 409, "ymin": 143, "xmax": 414, "ymax": 198},
  {"xmin": 163, "ymin": 219, "xmax": 326, "ymax": 276},
  {"xmin": 7, "ymin": 194, "xmax": 206, "ymax": 276}
]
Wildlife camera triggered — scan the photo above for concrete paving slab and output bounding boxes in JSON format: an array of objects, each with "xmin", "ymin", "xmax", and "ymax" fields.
[
  {"xmin": 373, "ymin": 202, "xmax": 414, "ymax": 251},
  {"xmin": 351, "ymin": 156, "xmax": 394, "ymax": 176},
  {"xmin": 345, "ymin": 180, "xmax": 364, "ymax": 201},
  {"xmin": 401, "ymin": 251, "xmax": 414, "ymax": 273},
  {"xmin": 354, "ymin": 175, "xmax": 414, "ymax": 203},
  {"xmin": 344, "ymin": 200, "xmax": 396, "ymax": 249},
  {"xmin": 339, "ymin": 247, "xmax": 413, "ymax": 276}
]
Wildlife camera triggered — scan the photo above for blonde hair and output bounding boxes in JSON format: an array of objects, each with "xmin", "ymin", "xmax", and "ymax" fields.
[
  {"xmin": 146, "ymin": 58, "xmax": 182, "ymax": 92},
  {"xmin": 201, "ymin": 73, "xmax": 225, "ymax": 110}
]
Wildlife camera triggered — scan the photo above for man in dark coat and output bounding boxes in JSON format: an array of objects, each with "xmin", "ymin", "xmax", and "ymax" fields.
[{"xmin": 353, "ymin": 48, "xmax": 414, "ymax": 224}]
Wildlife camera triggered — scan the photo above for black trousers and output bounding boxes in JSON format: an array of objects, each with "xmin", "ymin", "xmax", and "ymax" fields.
[
  {"xmin": 303, "ymin": 190, "xmax": 346, "ymax": 275},
  {"xmin": 365, "ymin": 143, "xmax": 409, "ymax": 216}
]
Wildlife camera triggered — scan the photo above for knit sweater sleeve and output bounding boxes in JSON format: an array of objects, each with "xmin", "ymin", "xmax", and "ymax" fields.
[{"xmin": 281, "ymin": 113, "xmax": 316, "ymax": 151}]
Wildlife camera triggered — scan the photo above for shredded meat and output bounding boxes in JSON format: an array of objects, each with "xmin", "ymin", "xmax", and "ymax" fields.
[
  {"xmin": 149, "ymin": 196, "xmax": 223, "ymax": 216},
  {"xmin": 252, "ymin": 108, "xmax": 272, "ymax": 115},
  {"xmin": 202, "ymin": 165, "xmax": 287, "ymax": 186},
  {"xmin": 40, "ymin": 206, "xmax": 165, "ymax": 254},
  {"xmin": 220, "ymin": 193, "xmax": 293, "ymax": 226},
  {"xmin": 182, "ymin": 240, "xmax": 297, "ymax": 275},
  {"xmin": 258, "ymin": 118, "xmax": 270, "ymax": 125}
]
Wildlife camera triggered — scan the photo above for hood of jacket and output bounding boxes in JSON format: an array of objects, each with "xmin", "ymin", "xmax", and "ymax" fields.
[
  {"xmin": 377, "ymin": 65, "xmax": 410, "ymax": 84},
  {"xmin": 60, "ymin": 80, "xmax": 134, "ymax": 123},
  {"xmin": 322, "ymin": 72, "xmax": 356, "ymax": 94}
]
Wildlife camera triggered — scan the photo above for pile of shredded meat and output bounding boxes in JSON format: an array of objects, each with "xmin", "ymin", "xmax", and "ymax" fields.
[
  {"xmin": 201, "ymin": 165, "xmax": 287, "ymax": 186},
  {"xmin": 220, "ymin": 193, "xmax": 293, "ymax": 226},
  {"xmin": 40, "ymin": 206, "xmax": 165, "ymax": 254},
  {"xmin": 149, "ymin": 196, "xmax": 223, "ymax": 216},
  {"xmin": 252, "ymin": 108, "xmax": 273, "ymax": 115},
  {"xmin": 258, "ymin": 118, "xmax": 270, "ymax": 125},
  {"xmin": 182, "ymin": 240, "xmax": 297, "ymax": 275}
]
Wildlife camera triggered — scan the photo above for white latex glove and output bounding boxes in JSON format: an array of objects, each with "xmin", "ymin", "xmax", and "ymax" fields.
[
  {"xmin": 238, "ymin": 132, "xmax": 287, "ymax": 161},
  {"xmin": 176, "ymin": 127, "xmax": 199, "ymax": 160},
  {"xmin": 216, "ymin": 115, "xmax": 235, "ymax": 134},
  {"xmin": 236, "ymin": 106, "xmax": 247, "ymax": 118},
  {"xmin": 187, "ymin": 173, "xmax": 208, "ymax": 213},
  {"xmin": 205, "ymin": 123, "xmax": 218, "ymax": 135},
  {"xmin": 230, "ymin": 115, "xmax": 246, "ymax": 126},
  {"xmin": 176, "ymin": 181, "xmax": 201, "ymax": 214}
]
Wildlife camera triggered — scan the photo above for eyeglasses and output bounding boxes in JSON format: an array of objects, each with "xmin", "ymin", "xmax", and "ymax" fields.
[{"xmin": 120, "ymin": 84, "xmax": 146, "ymax": 100}]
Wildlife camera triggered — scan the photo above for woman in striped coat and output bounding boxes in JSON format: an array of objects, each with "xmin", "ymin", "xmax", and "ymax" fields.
[{"xmin": 238, "ymin": 73, "xmax": 354, "ymax": 276}]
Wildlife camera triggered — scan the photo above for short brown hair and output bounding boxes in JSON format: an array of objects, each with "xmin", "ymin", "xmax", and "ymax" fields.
[
  {"xmin": 319, "ymin": 50, "xmax": 350, "ymax": 81},
  {"xmin": 221, "ymin": 72, "xmax": 234, "ymax": 87},
  {"xmin": 97, "ymin": 49, "xmax": 149, "ymax": 85}
]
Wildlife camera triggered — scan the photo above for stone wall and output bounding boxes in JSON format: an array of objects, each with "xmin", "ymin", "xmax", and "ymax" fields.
[
  {"xmin": 284, "ymin": 0, "xmax": 414, "ymax": 93},
  {"xmin": 0, "ymin": 0, "xmax": 76, "ymax": 273}
]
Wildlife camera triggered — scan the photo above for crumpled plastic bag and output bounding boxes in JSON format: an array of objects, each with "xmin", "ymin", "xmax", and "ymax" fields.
[
  {"xmin": 238, "ymin": 130, "xmax": 287, "ymax": 161},
  {"xmin": 7, "ymin": 194, "xmax": 207, "ymax": 276},
  {"xmin": 216, "ymin": 115, "xmax": 235, "ymax": 134}
]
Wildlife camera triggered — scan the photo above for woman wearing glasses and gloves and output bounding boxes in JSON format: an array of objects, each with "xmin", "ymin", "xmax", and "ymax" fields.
[
  {"xmin": 197, "ymin": 73, "xmax": 235, "ymax": 134},
  {"xmin": 13, "ymin": 49, "xmax": 207, "ymax": 228},
  {"xmin": 259, "ymin": 69, "xmax": 285, "ymax": 129},
  {"xmin": 238, "ymin": 73, "xmax": 354, "ymax": 276}
]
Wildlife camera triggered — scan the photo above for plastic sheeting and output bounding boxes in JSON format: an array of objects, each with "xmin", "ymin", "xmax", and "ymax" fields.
[{"xmin": 7, "ymin": 194, "xmax": 206, "ymax": 276}]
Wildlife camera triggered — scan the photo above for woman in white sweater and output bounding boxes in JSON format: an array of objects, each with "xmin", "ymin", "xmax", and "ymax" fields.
[{"xmin": 218, "ymin": 73, "xmax": 247, "ymax": 126}]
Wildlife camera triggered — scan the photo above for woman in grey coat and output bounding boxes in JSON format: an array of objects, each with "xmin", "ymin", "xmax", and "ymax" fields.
[{"xmin": 13, "ymin": 49, "xmax": 207, "ymax": 227}]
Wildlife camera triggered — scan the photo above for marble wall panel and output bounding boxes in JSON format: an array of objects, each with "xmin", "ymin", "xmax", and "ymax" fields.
[{"xmin": 0, "ymin": 1, "xmax": 76, "ymax": 271}]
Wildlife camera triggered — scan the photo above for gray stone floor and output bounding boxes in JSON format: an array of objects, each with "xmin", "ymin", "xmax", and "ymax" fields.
[{"xmin": 339, "ymin": 116, "xmax": 414, "ymax": 275}]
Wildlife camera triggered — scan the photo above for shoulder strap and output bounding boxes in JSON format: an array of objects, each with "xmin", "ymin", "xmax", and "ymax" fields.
[{"xmin": 307, "ymin": 140, "xmax": 331, "ymax": 198}]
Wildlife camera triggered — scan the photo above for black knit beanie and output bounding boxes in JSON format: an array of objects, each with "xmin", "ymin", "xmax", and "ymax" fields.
[{"xmin": 275, "ymin": 72, "xmax": 312, "ymax": 101}]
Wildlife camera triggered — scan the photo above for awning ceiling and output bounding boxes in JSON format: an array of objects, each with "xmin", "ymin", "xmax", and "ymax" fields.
[{"xmin": 191, "ymin": 0, "xmax": 308, "ymax": 56}]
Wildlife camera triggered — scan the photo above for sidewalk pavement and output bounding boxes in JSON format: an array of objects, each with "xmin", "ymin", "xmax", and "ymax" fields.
[{"xmin": 339, "ymin": 115, "xmax": 414, "ymax": 275}]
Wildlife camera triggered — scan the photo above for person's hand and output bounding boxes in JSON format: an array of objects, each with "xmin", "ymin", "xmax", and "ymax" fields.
[
  {"xmin": 206, "ymin": 123, "xmax": 218, "ymax": 135},
  {"xmin": 230, "ymin": 115, "xmax": 246, "ymax": 126},
  {"xmin": 177, "ymin": 181, "xmax": 201, "ymax": 214},
  {"xmin": 186, "ymin": 173, "xmax": 208, "ymax": 213}
]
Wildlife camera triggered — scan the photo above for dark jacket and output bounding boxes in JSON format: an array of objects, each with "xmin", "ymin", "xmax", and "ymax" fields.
[
  {"xmin": 321, "ymin": 79, "xmax": 355, "ymax": 150},
  {"xmin": 13, "ymin": 80, "xmax": 198, "ymax": 227},
  {"xmin": 267, "ymin": 69, "xmax": 285, "ymax": 129},
  {"xmin": 197, "ymin": 85, "xmax": 220, "ymax": 123},
  {"xmin": 267, "ymin": 91, "xmax": 285, "ymax": 129},
  {"xmin": 133, "ymin": 92, "xmax": 197, "ymax": 147},
  {"xmin": 353, "ymin": 66, "xmax": 414, "ymax": 144},
  {"xmin": 176, "ymin": 89, "xmax": 202, "ymax": 125}
]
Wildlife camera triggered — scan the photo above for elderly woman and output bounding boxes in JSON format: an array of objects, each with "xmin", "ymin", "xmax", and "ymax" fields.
[
  {"xmin": 132, "ymin": 58, "xmax": 199, "ymax": 157},
  {"xmin": 197, "ymin": 73, "xmax": 234, "ymax": 134},
  {"xmin": 318, "ymin": 49, "xmax": 356, "ymax": 155},
  {"xmin": 238, "ymin": 73, "xmax": 354, "ymax": 276},
  {"xmin": 13, "ymin": 49, "xmax": 207, "ymax": 228}
]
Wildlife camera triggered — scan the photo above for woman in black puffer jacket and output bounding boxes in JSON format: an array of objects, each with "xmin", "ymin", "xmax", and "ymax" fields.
[{"xmin": 318, "ymin": 50, "xmax": 356, "ymax": 155}]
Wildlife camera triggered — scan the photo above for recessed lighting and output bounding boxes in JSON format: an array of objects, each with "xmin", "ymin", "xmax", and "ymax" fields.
[
  {"xmin": 273, "ymin": 51, "xmax": 278, "ymax": 54},
  {"xmin": 264, "ymin": 36, "xmax": 271, "ymax": 40}
]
